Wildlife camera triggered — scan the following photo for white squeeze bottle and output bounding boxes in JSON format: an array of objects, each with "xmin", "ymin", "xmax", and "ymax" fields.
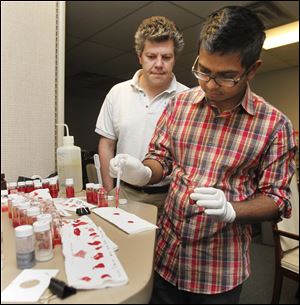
[{"xmin": 56, "ymin": 124, "xmax": 83, "ymax": 193}]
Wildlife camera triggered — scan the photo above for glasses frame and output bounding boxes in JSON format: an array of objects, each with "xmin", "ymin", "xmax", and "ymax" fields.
[{"xmin": 191, "ymin": 56, "xmax": 249, "ymax": 88}]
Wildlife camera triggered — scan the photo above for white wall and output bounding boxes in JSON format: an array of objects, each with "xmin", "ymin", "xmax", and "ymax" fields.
[
  {"xmin": 1, "ymin": 2, "xmax": 60, "ymax": 182},
  {"xmin": 251, "ymin": 66, "xmax": 299, "ymax": 131}
]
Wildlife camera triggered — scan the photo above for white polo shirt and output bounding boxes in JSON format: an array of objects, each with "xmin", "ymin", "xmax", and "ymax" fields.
[{"xmin": 95, "ymin": 70, "xmax": 188, "ymax": 162}]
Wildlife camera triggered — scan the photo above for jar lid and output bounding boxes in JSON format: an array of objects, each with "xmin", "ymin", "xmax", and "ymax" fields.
[
  {"xmin": 18, "ymin": 201, "xmax": 31, "ymax": 209},
  {"xmin": 15, "ymin": 225, "xmax": 33, "ymax": 237},
  {"xmin": 33, "ymin": 220, "xmax": 50, "ymax": 232},
  {"xmin": 37, "ymin": 213, "xmax": 52, "ymax": 222},
  {"xmin": 26, "ymin": 206, "xmax": 40, "ymax": 216}
]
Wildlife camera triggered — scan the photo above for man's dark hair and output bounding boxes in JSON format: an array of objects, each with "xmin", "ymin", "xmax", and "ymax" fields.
[{"xmin": 198, "ymin": 6, "xmax": 266, "ymax": 69}]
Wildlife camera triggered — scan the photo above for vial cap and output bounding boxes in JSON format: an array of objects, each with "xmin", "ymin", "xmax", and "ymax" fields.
[
  {"xmin": 17, "ymin": 181, "xmax": 26, "ymax": 186},
  {"xmin": 15, "ymin": 225, "xmax": 33, "ymax": 237},
  {"xmin": 86, "ymin": 183, "xmax": 94, "ymax": 188},
  {"xmin": 37, "ymin": 213, "xmax": 52, "ymax": 223},
  {"xmin": 65, "ymin": 178, "xmax": 74, "ymax": 186},
  {"xmin": 33, "ymin": 220, "xmax": 50, "ymax": 232},
  {"xmin": 93, "ymin": 183, "xmax": 101, "ymax": 190},
  {"xmin": 25, "ymin": 180, "xmax": 34, "ymax": 186},
  {"xmin": 26, "ymin": 206, "xmax": 40, "ymax": 216}
]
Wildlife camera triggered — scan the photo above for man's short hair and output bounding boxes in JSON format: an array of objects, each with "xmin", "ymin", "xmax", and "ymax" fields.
[
  {"xmin": 198, "ymin": 6, "xmax": 266, "ymax": 69},
  {"xmin": 134, "ymin": 16, "xmax": 184, "ymax": 57}
]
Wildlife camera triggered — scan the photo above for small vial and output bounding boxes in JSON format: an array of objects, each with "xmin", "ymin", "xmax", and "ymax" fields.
[
  {"xmin": 42, "ymin": 179, "xmax": 50, "ymax": 189},
  {"xmin": 93, "ymin": 184, "xmax": 100, "ymax": 205},
  {"xmin": 33, "ymin": 180, "xmax": 42, "ymax": 190},
  {"xmin": 49, "ymin": 179, "xmax": 58, "ymax": 198},
  {"xmin": 17, "ymin": 181, "xmax": 26, "ymax": 193},
  {"xmin": 26, "ymin": 206, "xmax": 41, "ymax": 225},
  {"xmin": 25, "ymin": 181, "xmax": 34, "ymax": 193},
  {"xmin": 86, "ymin": 183, "xmax": 94, "ymax": 203},
  {"xmin": 15, "ymin": 225, "xmax": 35, "ymax": 269},
  {"xmin": 65, "ymin": 178, "xmax": 75, "ymax": 198},
  {"xmin": 97, "ymin": 187, "xmax": 108, "ymax": 208},
  {"xmin": 33, "ymin": 221, "xmax": 53, "ymax": 261}
]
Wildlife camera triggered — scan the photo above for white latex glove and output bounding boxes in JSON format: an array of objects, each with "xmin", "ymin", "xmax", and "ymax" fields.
[
  {"xmin": 189, "ymin": 187, "xmax": 236, "ymax": 223},
  {"xmin": 109, "ymin": 153, "xmax": 152, "ymax": 186}
]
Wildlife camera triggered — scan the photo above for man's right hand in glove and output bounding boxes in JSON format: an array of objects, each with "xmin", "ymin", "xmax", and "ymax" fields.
[{"xmin": 109, "ymin": 154, "xmax": 152, "ymax": 186}]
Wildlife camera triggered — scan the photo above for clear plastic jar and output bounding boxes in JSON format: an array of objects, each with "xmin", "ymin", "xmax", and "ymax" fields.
[
  {"xmin": 26, "ymin": 206, "xmax": 41, "ymax": 225},
  {"xmin": 15, "ymin": 225, "xmax": 35, "ymax": 269},
  {"xmin": 33, "ymin": 221, "xmax": 53, "ymax": 261},
  {"xmin": 18, "ymin": 202, "xmax": 31, "ymax": 226},
  {"xmin": 37, "ymin": 214, "xmax": 54, "ymax": 247}
]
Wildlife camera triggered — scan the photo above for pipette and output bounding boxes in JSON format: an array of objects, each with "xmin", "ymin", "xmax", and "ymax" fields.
[
  {"xmin": 93, "ymin": 154, "xmax": 102, "ymax": 185},
  {"xmin": 115, "ymin": 163, "xmax": 121, "ymax": 208}
]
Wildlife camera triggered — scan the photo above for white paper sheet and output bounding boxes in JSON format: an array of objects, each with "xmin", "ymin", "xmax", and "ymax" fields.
[
  {"xmin": 60, "ymin": 216, "xmax": 127, "ymax": 289},
  {"xmin": 92, "ymin": 207, "xmax": 158, "ymax": 234},
  {"xmin": 53, "ymin": 197, "xmax": 96, "ymax": 212},
  {"xmin": 1, "ymin": 269, "xmax": 59, "ymax": 302}
]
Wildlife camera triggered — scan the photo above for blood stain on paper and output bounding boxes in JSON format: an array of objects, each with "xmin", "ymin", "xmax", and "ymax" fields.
[
  {"xmin": 101, "ymin": 274, "xmax": 111, "ymax": 279},
  {"xmin": 93, "ymin": 263, "xmax": 105, "ymax": 269},
  {"xmin": 81, "ymin": 276, "xmax": 92, "ymax": 282},
  {"xmin": 73, "ymin": 221, "xmax": 88, "ymax": 227},
  {"xmin": 74, "ymin": 250, "xmax": 86, "ymax": 258},
  {"xmin": 74, "ymin": 228, "xmax": 81, "ymax": 236},
  {"xmin": 88, "ymin": 241, "xmax": 101, "ymax": 246},
  {"xmin": 93, "ymin": 252, "xmax": 104, "ymax": 260},
  {"xmin": 128, "ymin": 220, "xmax": 134, "ymax": 223},
  {"xmin": 113, "ymin": 212, "xmax": 120, "ymax": 215}
]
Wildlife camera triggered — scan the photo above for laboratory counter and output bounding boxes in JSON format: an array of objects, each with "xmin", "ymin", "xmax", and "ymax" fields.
[{"xmin": 1, "ymin": 198, "xmax": 158, "ymax": 304}]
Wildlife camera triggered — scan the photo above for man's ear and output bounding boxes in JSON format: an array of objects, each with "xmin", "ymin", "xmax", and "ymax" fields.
[
  {"xmin": 247, "ymin": 60, "xmax": 262, "ymax": 81},
  {"xmin": 138, "ymin": 54, "xmax": 142, "ymax": 65}
]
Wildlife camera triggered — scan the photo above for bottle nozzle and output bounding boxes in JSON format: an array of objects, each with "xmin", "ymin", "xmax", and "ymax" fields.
[{"xmin": 56, "ymin": 124, "xmax": 69, "ymax": 136}]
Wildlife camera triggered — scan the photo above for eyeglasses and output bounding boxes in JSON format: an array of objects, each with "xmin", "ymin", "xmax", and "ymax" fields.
[{"xmin": 191, "ymin": 56, "xmax": 248, "ymax": 88}]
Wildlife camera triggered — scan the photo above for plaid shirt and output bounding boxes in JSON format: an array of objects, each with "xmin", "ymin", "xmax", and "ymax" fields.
[{"xmin": 145, "ymin": 85, "xmax": 297, "ymax": 294}]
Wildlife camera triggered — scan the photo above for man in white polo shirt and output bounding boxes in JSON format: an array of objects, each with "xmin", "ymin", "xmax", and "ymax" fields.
[{"xmin": 95, "ymin": 16, "xmax": 188, "ymax": 216}]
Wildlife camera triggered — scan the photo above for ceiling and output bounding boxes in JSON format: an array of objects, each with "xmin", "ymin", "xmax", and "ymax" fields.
[{"xmin": 65, "ymin": 1, "xmax": 299, "ymax": 89}]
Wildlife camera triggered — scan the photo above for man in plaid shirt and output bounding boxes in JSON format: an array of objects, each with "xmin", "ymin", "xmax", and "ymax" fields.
[{"xmin": 110, "ymin": 6, "xmax": 297, "ymax": 304}]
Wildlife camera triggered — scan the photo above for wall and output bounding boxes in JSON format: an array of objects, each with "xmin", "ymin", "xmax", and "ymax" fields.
[
  {"xmin": 1, "ymin": 2, "xmax": 59, "ymax": 182},
  {"xmin": 66, "ymin": 67, "xmax": 299, "ymax": 153},
  {"xmin": 251, "ymin": 66, "xmax": 299, "ymax": 131}
]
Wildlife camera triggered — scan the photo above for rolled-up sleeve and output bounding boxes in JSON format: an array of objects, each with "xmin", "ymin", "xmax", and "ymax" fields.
[{"xmin": 258, "ymin": 118, "xmax": 297, "ymax": 218}]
